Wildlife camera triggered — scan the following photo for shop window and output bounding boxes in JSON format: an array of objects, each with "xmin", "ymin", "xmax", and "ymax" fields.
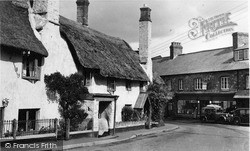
[
  {"xmin": 194, "ymin": 78, "xmax": 202, "ymax": 90},
  {"xmin": 178, "ymin": 79, "xmax": 183, "ymax": 90},
  {"xmin": 126, "ymin": 80, "xmax": 132, "ymax": 91},
  {"xmin": 107, "ymin": 78, "xmax": 116, "ymax": 93},
  {"xmin": 221, "ymin": 77, "xmax": 229, "ymax": 90},
  {"xmin": 22, "ymin": 53, "xmax": 41, "ymax": 81}
]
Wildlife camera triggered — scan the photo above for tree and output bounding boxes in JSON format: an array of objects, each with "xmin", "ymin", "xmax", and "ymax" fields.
[
  {"xmin": 44, "ymin": 72, "xmax": 89, "ymax": 130},
  {"xmin": 147, "ymin": 80, "xmax": 169, "ymax": 126}
]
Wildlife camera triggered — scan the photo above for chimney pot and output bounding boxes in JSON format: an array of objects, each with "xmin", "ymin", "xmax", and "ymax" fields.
[
  {"xmin": 76, "ymin": 0, "xmax": 90, "ymax": 26},
  {"xmin": 170, "ymin": 42, "xmax": 183, "ymax": 59},
  {"xmin": 232, "ymin": 32, "xmax": 248, "ymax": 49},
  {"xmin": 139, "ymin": 4, "xmax": 151, "ymax": 22}
]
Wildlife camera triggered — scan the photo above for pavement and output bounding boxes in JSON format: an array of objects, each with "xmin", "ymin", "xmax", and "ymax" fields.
[{"xmin": 56, "ymin": 123, "xmax": 179, "ymax": 151}]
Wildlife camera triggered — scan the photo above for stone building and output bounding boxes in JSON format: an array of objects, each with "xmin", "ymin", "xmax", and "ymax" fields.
[
  {"xmin": 0, "ymin": 0, "xmax": 152, "ymax": 135},
  {"xmin": 153, "ymin": 32, "xmax": 249, "ymax": 119}
]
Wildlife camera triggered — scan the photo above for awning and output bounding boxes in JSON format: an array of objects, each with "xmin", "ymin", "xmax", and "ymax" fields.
[
  {"xmin": 234, "ymin": 90, "xmax": 250, "ymax": 99},
  {"xmin": 134, "ymin": 93, "xmax": 148, "ymax": 109}
]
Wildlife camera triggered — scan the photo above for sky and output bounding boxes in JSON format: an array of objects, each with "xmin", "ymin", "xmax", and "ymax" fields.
[{"xmin": 60, "ymin": 0, "xmax": 249, "ymax": 58}]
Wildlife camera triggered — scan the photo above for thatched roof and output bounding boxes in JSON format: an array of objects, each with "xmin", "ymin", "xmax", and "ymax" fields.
[
  {"xmin": 59, "ymin": 16, "xmax": 148, "ymax": 81},
  {"xmin": 153, "ymin": 46, "xmax": 249, "ymax": 76},
  {"xmin": 0, "ymin": 1, "xmax": 48, "ymax": 56}
]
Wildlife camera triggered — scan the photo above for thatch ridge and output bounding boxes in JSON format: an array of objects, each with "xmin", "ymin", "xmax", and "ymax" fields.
[
  {"xmin": 59, "ymin": 16, "xmax": 148, "ymax": 81},
  {"xmin": 0, "ymin": 1, "xmax": 48, "ymax": 56}
]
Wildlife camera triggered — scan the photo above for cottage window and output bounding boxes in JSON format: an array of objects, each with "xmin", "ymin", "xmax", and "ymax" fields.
[
  {"xmin": 178, "ymin": 79, "xmax": 183, "ymax": 90},
  {"xmin": 221, "ymin": 77, "xmax": 229, "ymax": 90},
  {"xmin": 107, "ymin": 78, "xmax": 116, "ymax": 93},
  {"xmin": 166, "ymin": 79, "xmax": 172, "ymax": 91},
  {"xmin": 84, "ymin": 71, "xmax": 92, "ymax": 86},
  {"xmin": 126, "ymin": 80, "xmax": 132, "ymax": 91},
  {"xmin": 140, "ymin": 82, "xmax": 146, "ymax": 92},
  {"xmin": 246, "ymin": 75, "xmax": 249, "ymax": 89},
  {"xmin": 22, "ymin": 53, "xmax": 41, "ymax": 81},
  {"xmin": 194, "ymin": 78, "xmax": 202, "ymax": 90}
]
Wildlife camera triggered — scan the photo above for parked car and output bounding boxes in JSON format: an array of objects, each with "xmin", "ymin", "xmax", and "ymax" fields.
[
  {"xmin": 200, "ymin": 104, "xmax": 230, "ymax": 124},
  {"xmin": 229, "ymin": 108, "xmax": 249, "ymax": 125}
]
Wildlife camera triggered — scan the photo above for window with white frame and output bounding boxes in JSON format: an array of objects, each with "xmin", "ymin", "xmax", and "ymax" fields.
[
  {"xmin": 178, "ymin": 79, "xmax": 183, "ymax": 90},
  {"xmin": 246, "ymin": 75, "xmax": 249, "ymax": 89},
  {"xmin": 221, "ymin": 77, "xmax": 229, "ymax": 90},
  {"xmin": 234, "ymin": 49, "xmax": 249, "ymax": 61},
  {"xmin": 107, "ymin": 78, "xmax": 116, "ymax": 92},
  {"xmin": 194, "ymin": 78, "xmax": 202, "ymax": 90},
  {"xmin": 244, "ymin": 49, "xmax": 249, "ymax": 60}
]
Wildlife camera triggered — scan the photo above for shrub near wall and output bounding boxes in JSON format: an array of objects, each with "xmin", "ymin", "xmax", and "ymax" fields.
[{"xmin": 121, "ymin": 106, "xmax": 140, "ymax": 121}]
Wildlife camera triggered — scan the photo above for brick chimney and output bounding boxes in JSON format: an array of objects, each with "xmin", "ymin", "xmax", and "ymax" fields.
[
  {"xmin": 76, "ymin": 0, "xmax": 90, "ymax": 26},
  {"xmin": 232, "ymin": 32, "xmax": 248, "ymax": 49},
  {"xmin": 139, "ymin": 4, "xmax": 152, "ymax": 82},
  {"xmin": 170, "ymin": 42, "xmax": 183, "ymax": 59}
]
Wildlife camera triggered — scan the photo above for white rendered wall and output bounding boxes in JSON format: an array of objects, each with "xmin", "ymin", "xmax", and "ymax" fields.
[{"xmin": 90, "ymin": 74, "xmax": 141, "ymax": 122}]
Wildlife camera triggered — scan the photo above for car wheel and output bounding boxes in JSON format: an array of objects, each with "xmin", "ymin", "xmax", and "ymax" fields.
[{"xmin": 233, "ymin": 118, "xmax": 240, "ymax": 125}]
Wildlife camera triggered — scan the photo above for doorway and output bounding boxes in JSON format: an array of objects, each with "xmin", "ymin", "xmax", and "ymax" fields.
[{"xmin": 98, "ymin": 101, "xmax": 112, "ymax": 136}]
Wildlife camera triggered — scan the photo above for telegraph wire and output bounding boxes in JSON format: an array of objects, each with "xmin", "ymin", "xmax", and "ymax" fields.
[
  {"xmin": 151, "ymin": 5, "xmax": 248, "ymax": 56},
  {"xmin": 150, "ymin": 2, "xmax": 247, "ymax": 51}
]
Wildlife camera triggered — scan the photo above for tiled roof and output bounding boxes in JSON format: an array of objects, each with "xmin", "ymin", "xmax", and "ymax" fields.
[{"xmin": 153, "ymin": 46, "xmax": 249, "ymax": 76}]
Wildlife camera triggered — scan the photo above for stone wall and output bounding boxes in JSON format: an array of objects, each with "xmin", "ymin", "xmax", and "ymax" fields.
[{"xmin": 162, "ymin": 69, "xmax": 249, "ymax": 92}]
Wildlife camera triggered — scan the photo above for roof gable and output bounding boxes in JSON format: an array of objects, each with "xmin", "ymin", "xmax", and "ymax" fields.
[
  {"xmin": 0, "ymin": 1, "xmax": 48, "ymax": 56},
  {"xmin": 154, "ymin": 47, "xmax": 249, "ymax": 76},
  {"xmin": 59, "ymin": 16, "xmax": 148, "ymax": 81}
]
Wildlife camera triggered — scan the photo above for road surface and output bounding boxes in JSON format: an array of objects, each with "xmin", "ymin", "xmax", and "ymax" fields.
[{"xmin": 70, "ymin": 121, "xmax": 249, "ymax": 151}]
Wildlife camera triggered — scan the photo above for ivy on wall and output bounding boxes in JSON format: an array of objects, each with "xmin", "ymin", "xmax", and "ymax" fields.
[{"xmin": 44, "ymin": 72, "xmax": 89, "ymax": 130}]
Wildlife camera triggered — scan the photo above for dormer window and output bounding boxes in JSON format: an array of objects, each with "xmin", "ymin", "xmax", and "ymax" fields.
[
  {"xmin": 126, "ymin": 80, "xmax": 132, "ymax": 91},
  {"xmin": 234, "ymin": 49, "xmax": 249, "ymax": 61},
  {"xmin": 84, "ymin": 71, "xmax": 92, "ymax": 86},
  {"xmin": 107, "ymin": 78, "xmax": 116, "ymax": 93},
  {"xmin": 22, "ymin": 52, "xmax": 42, "ymax": 81}
]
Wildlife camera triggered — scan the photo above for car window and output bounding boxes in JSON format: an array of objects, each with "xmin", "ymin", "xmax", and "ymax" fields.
[
  {"xmin": 240, "ymin": 110, "xmax": 245, "ymax": 115},
  {"xmin": 246, "ymin": 110, "xmax": 249, "ymax": 115}
]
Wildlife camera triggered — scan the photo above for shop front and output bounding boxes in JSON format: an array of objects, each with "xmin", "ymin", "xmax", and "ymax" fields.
[{"xmin": 172, "ymin": 92, "xmax": 236, "ymax": 119}]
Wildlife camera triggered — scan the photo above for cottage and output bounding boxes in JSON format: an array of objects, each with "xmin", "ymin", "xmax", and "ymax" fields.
[
  {"xmin": 153, "ymin": 32, "xmax": 249, "ymax": 119},
  {"xmin": 0, "ymin": 0, "xmax": 153, "ymax": 136}
]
